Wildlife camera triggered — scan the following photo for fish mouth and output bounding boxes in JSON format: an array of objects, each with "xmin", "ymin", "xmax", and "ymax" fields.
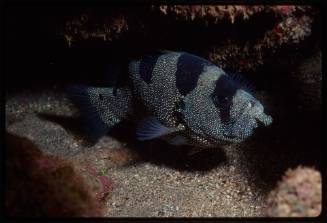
[
  {"xmin": 195, "ymin": 113, "xmax": 272, "ymax": 145},
  {"xmin": 195, "ymin": 131, "xmax": 242, "ymax": 146},
  {"xmin": 222, "ymin": 134, "xmax": 244, "ymax": 143},
  {"xmin": 217, "ymin": 113, "xmax": 272, "ymax": 144},
  {"xmin": 255, "ymin": 113, "xmax": 273, "ymax": 127},
  {"xmin": 222, "ymin": 115, "xmax": 271, "ymax": 143}
]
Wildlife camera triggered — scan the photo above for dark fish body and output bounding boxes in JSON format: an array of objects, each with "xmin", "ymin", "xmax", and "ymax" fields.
[{"xmin": 69, "ymin": 50, "xmax": 272, "ymax": 147}]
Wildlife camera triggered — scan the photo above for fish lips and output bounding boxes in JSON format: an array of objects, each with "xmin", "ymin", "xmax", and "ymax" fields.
[
  {"xmin": 197, "ymin": 113, "xmax": 273, "ymax": 145},
  {"xmin": 255, "ymin": 113, "xmax": 273, "ymax": 127},
  {"xmin": 225, "ymin": 113, "xmax": 271, "ymax": 142}
]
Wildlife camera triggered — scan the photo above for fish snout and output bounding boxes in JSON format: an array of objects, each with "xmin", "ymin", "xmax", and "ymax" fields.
[
  {"xmin": 249, "ymin": 101, "xmax": 272, "ymax": 127},
  {"xmin": 255, "ymin": 112, "xmax": 273, "ymax": 126}
]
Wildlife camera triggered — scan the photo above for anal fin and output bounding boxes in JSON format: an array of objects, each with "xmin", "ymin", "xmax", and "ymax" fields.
[
  {"xmin": 187, "ymin": 147, "xmax": 207, "ymax": 156},
  {"xmin": 167, "ymin": 135, "xmax": 188, "ymax": 146}
]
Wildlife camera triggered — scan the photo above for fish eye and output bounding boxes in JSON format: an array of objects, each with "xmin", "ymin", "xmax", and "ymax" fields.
[
  {"xmin": 218, "ymin": 95, "xmax": 230, "ymax": 104},
  {"xmin": 99, "ymin": 94, "xmax": 104, "ymax": 100},
  {"xmin": 213, "ymin": 94, "xmax": 231, "ymax": 106}
]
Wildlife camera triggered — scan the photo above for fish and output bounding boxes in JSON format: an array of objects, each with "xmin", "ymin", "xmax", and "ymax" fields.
[{"xmin": 68, "ymin": 50, "xmax": 273, "ymax": 148}]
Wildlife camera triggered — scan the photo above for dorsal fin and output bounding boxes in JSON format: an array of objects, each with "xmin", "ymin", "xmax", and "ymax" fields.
[{"xmin": 228, "ymin": 72, "xmax": 254, "ymax": 93}]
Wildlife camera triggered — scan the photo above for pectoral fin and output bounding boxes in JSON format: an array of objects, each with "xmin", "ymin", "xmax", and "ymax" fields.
[{"xmin": 136, "ymin": 117, "xmax": 179, "ymax": 141}]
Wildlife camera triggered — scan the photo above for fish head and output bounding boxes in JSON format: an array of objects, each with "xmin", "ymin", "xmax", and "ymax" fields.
[
  {"xmin": 181, "ymin": 70, "xmax": 272, "ymax": 146},
  {"xmin": 223, "ymin": 88, "xmax": 273, "ymax": 142}
]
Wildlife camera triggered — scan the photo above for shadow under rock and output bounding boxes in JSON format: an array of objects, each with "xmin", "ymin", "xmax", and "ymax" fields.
[
  {"xmin": 37, "ymin": 113, "xmax": 94, "ymax": 146},
  {"xmin": 238, "ymin": 110, "xmax": 323, "ymax": 193},
  {"xmin": 107, "ymin": 122, "xmax": 228, "ymax": 172},
  {"xmin": 37, "ymin": 113, "xmax": 227, "ymax": 172},
  {"xmin": 128, "ymin": 140, "xmax": 227, "ymax": 172}
]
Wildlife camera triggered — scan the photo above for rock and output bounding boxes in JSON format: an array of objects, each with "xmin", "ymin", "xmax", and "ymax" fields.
[
  {"xmin": 290, "ymin": 50, "xmax": 322, "ymax": 112},
  {"xmin": 266, "ymin": 166, "xmax": 322, "ymax": 217},
  {"xmin": 61, "ymin": 5, "xmax": 319, "ymax": 73},
  {"xmin": 154, "ymin": 5, "xmax": 306, "ymax": 24},
  {"xmin": 5, "ymin": 132, "xmax": 104, "ymax": 217},
  {"xmin": 7, "ymin": 113, "xmax": 82, "ymax": 156},
  {"xmin": 64, "ymin": 13, "xmax": 129, "ymax": 46}
]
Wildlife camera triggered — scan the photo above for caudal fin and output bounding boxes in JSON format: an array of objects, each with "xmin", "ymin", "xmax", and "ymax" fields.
[{"xmin": 67, "ymin": 85, "xmax": 111, "ymax": 142}]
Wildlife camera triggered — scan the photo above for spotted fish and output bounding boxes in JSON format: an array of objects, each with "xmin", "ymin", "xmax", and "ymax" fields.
[{"xmin": 69, "ymin": 50, "xmax": 272, "ymax": 147}]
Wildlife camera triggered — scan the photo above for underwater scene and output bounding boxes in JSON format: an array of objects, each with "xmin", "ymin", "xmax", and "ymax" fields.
[{"xmin": 5, "ymin": 4, "xmax": 323, "ymax": 218}]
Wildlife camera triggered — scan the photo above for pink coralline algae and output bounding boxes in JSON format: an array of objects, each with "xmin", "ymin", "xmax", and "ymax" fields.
[
  {"xmin": 5, "ymin": 133, "xmax": 104, "ymax": 217},
  {"xmin": 97, "ymin": 175, "xmax": 113, "ymax": 201},
  {"xmin": 270, "ymin": 5, "xmax": 297, "ymax": 15},
  {"xmin": 85, "ymin": 163, "xmax": 114, "ymax": 201},
  {"xmin": 266, "ymin": 166, "xmax": 321, "ymax": 217},
  {"xmin": 62, "ymin": 5, "xmax": 317, "ymax": 73},
  {"xmin": 64, "ymin": 14, "xmax": 129, "ymax": 46},
  {"xmin": 157, "ymin": 5, "xmax": 266, "ymax": 23},
  {"xmin": 264, "ymin": 15, "xmax": 313, "ymax": 46},
  {"xmin": 155, "ymin": 5, "xmax": 315, "ymax": 72},
  {"xmin": 155, "ymin": 5, "xmax": 309, "ymax": 24},
  {"xmin": 206, "ymin": 5, "xmax": 314, "ymax": 71}
]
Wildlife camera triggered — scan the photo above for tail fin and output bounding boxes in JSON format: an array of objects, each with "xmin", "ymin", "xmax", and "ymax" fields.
[{"xmin": 67, "ymin": 85, "xmax": 112, "ymax": 142}]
